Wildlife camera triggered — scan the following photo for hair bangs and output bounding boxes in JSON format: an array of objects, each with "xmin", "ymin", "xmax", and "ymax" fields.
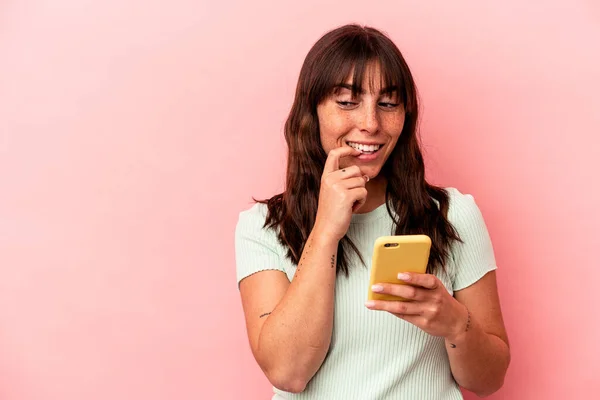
[{"xmin": 312, "ymin": 36, "xmax": 411, "ymax": 108}]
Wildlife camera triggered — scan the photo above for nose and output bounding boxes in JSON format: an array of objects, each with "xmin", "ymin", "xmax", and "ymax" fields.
[{"xmin": 358, "ymin": 102, "xmax": 380, "ymax": 134}]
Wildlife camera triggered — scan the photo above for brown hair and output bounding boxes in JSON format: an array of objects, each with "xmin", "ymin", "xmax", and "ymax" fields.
[{"xmin": 253, "ymin": 24, "xmax": 461, "ymax": 276}]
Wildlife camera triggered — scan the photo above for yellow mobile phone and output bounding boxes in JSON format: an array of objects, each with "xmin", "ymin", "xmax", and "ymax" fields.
[{"xmin": 367, "ymin": 235, "xmax": 432, "ymax": 301}]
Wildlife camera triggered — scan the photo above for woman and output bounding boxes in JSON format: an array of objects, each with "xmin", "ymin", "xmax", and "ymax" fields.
[{"xmin": 235, "ymin": 24, "xmax": 510, "ymax": 399}]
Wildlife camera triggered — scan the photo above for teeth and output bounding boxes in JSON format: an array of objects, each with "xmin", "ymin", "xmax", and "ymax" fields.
[{"xmin": 347, "ymin": 142, "xmax": 383, "ymax": 152}]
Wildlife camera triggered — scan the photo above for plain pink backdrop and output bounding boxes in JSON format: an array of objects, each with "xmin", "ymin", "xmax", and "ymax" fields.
[{"xmin": 1, "ymin": 1, "xmax": 599, "ymax": 399}]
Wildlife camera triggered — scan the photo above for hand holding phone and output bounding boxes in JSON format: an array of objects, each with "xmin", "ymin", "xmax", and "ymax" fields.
[{"xmin": 367, "ymin": 235, "xmax": 431, "ymax": 301}]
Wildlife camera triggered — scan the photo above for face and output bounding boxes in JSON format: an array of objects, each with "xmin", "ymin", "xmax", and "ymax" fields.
[{"xmin": 316, "ymin": 62, "xmax": 405, "ymax": 180}]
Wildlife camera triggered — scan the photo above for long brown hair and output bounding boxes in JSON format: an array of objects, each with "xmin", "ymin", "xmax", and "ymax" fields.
[{"xmin": 253, "ymin": 24, "xmax": 461, "ymax": 276}]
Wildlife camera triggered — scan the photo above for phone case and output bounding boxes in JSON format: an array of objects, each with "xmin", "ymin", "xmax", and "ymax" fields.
[{"xmin": 367, "ymin": 235, "xmax": 432, "ymax": 301}]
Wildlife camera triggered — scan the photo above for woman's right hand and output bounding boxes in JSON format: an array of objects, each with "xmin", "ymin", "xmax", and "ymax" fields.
[{"xmin": 313, "ymin": 146, "xmax": 369, "ymax": 242}]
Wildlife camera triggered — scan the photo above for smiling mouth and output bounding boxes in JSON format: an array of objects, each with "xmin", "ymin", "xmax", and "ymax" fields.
[{"xmin": 346, "ymin": 141, "xmax": 384, "ymax": 155}]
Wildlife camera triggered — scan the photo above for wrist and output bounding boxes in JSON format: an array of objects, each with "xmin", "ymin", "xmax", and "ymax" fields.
[
  {"xmin": 311, "ymin": 224, "xmax": 341, "ymax": 246},
  {"xmin": 446, "ymin": 303, "xmax": 471, "ymax": 343}
]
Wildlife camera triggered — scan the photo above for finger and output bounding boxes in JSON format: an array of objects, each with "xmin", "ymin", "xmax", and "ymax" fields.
[
  {"xmin": 365, "ymin": 299, "xmax": 423, "ymax": 315},
  {"xmin": 331, "ymin": 165, "xmax": 362, "ymax": 179},
  {"xmin": 370, "ymin": 283, "xmax": 427, "ymax": 301},
  {"xmin": 397, "ymin": 272, "xmax": 440, "ymax": 290},
  {"xmin": 338, "ymin": 176, "xmax": 369, "ymax": 190},
  {"xmin": 323, "ymin": 146, "xmax": 361, "ymax": 174}
]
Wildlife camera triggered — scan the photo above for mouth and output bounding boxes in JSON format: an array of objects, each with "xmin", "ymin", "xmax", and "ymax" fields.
[{"xmin": 345, "ymin": 141, "xmax": 385, "ymax": 155}]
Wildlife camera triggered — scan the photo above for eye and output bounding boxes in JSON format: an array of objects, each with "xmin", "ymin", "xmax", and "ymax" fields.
[
  {"xmin": 336, "ymin": 101, "xmax": 358, "ymax": 108},
  {"xmin": 379, "ymin": 102, "xmax": 400, "ymax": 109}
]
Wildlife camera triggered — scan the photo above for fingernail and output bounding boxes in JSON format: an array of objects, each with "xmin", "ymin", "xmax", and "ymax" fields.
[
  {"xmin": 371, "ymin": 284, "xmax": 383, "ymax": 292},
  {"xmin": 397, "ymin": 273, "xmax": 410, "ymax": 280},
  {"xmin": 365, "ymin": 300, "xmax": 375, "ymax": 307}
]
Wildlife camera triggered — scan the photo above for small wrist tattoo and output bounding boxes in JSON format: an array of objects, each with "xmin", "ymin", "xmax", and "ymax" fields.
[
  {"xmin": 448, "ymin": 306, "xmax": 471, "ymax": 349},
  {"xmin": 330, "ymin": 254, "xmax": 336, "ymax": 268},
  {"xmin": 465, "ymin": 307, "xmax": 471, "ymax": 332},
  {"xmin": 259, "ymin": 312, "xmax": 272, "ymax": 318}
]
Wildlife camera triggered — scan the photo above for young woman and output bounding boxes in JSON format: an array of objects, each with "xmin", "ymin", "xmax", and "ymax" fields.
[{"xmin": 235, "ymin": 24, "xmax": 510, "ymax": 399}]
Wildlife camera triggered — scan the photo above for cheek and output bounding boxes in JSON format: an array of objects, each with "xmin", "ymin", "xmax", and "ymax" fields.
[
  {"xmin": 383, "ymin": 113, "xmax": 405, "ymax": 137},
  {"xmin": 320, "ymin": 110, "xmax": 353, "ymax": 140}
]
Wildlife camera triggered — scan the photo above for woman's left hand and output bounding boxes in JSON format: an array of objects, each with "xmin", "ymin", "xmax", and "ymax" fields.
[{"xmin": 365, "ymin": 272, "xmax": 468, "ymax": 340}]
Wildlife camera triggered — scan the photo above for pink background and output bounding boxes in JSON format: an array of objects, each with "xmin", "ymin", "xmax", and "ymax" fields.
[{"xmin": 1, "ymin": 1, "xmax": 599, "ymax": 399}]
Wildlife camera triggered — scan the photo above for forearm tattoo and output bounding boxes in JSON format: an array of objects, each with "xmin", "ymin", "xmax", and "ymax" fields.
[
  {"xmin": 297, "ymin": 240, "xmax": 312, "ymax": 276},
  {"xmin": 259, "ymin": 312, "xmax": 272, "ymax": 318},
  {"xmin": 296, "ymin": 239, "xmax": 335, "ymax": 274}
]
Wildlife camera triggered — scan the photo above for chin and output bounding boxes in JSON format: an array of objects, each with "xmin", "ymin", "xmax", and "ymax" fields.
[{"xmin": 363, "ymin": 166, "xmax": 382, "ymax": 179}]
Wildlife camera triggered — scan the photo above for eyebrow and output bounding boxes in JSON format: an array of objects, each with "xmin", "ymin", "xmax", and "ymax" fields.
[{"xmin": 333, "ymin": 83, "xmax": 398, "ymax": 95}]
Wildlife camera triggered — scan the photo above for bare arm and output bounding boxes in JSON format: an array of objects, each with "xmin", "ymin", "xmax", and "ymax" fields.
[
  {"xmin": 446, "ymin": 271, "xmax": 510, "ymax": 397},
  {"xmin": 239, "ymin": 229, "xmax": 338, "ymax": 393}
]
